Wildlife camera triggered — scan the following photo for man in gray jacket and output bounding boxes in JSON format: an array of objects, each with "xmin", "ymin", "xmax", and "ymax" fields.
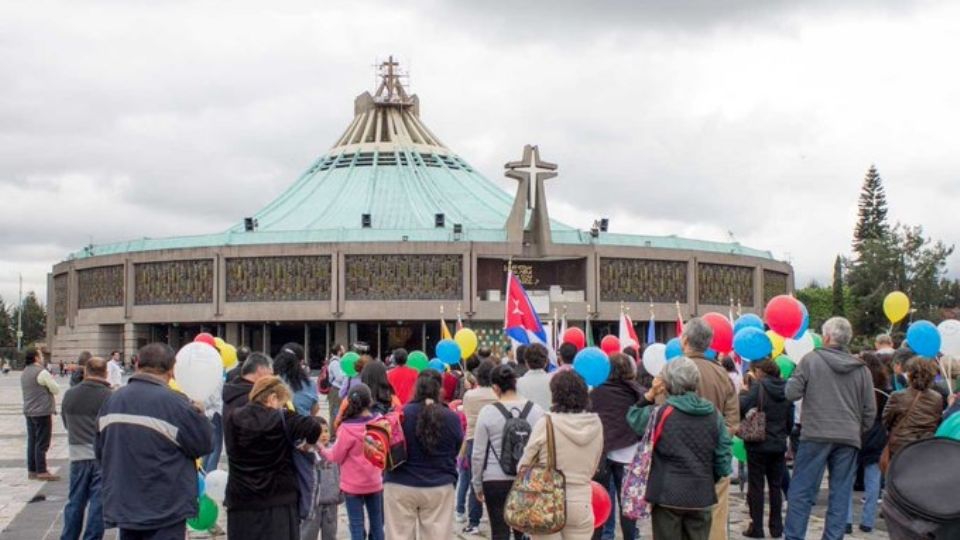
[
  {"xmin": 21, "ymin": 347, "xmax": 60, "ymax": 481},
  {"xmin": 783, "ymin": 317, "xmax": 875, "ymax": 540}
]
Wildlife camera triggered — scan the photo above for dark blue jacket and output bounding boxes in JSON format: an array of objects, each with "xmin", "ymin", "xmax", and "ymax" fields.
[
  {"xmin": 96, "ymin": 373, "xmax": 213, "ymax": 530},
  {"xmin": 385, "ymin": 401, "xmax": 463, "ymax": 488}
]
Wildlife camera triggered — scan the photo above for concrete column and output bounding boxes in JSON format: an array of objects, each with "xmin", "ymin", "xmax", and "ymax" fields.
[
  {"xmin": 334, "ymin": 321, "xmax": 349, "ymax": 348},
  {"xmin": 687, "ymin": 259, "xmax": 698, "ymax": 317},
  {"xmin": 123, "ymin": 322, "xmax": 137, "ymax": 360},
  {"xmin": 225, "ymin": 323, "xmax": 240, "ymax": 345},
  {"xmin": 753, "ymin": 266, "xmax": 764, "ymax": 312}
]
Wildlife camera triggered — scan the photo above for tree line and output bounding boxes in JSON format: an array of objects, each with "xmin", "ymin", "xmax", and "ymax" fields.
[{"xmin": 0, "ymin": 292, "xmax": 47, "ymax": 352}]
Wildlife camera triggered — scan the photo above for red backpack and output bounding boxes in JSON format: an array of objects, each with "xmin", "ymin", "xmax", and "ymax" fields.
[
  {"xmin": 363, "ymin": 411, "xmax": 407, "ymax": 471},
  {"xmin": 316, "ymin": 364, "xmax": 332, "ymax": 395}
]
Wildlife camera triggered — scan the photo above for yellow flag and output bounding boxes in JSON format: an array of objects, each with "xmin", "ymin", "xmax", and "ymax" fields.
[{"xmin": 441, "ymin": 318, "xmax": 453, "ymax": 340}]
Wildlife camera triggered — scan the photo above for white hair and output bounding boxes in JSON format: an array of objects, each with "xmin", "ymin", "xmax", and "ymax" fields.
[{"xmin": 822, "ymin": 317, "xmax": 853, "ymax": 347}]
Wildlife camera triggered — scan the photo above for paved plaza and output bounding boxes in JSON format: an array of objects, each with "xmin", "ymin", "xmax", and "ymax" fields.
[{"xmin": 0, "ymin": 371, "xmax": 890, "ymax": 539}]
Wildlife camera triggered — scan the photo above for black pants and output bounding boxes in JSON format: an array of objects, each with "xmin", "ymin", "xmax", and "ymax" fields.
[
  {"xmin": 592, "ymin": 458, "xmax": 637, "ymax": 540},
  {"xmin": 746, "ymin": 451, "xmax": 785, "ymax": 536},
  {"xmin": 483, "ymin": 480, "xmax": 523, "ymax": 540},
  {"xmin": 118, "ymin": 521, "xmax": 185, "ymax": 540},
  {"xmin": 651, "ymin": 505, "xmax": 710, "ymax": 540},
  {"xmin": 26, "ymin": 415, "xmax": 52, "ymax": 474}
]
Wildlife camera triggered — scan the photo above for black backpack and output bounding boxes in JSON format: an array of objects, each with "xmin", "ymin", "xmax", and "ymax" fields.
[
  {"xmin": 487, "ymin": 401, "xmax": 535, "ymax": 476},
  {"xmin": 882, "ymin": 437, "xmax": 960, "ymax": 539}
]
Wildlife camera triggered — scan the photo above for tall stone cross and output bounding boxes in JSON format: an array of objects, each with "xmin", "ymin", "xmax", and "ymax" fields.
[{"xmin": 505, "ymin": 145, "xmax": 558, "ymax": 249}]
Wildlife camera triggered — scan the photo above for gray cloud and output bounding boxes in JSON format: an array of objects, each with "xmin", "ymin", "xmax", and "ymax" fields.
[{"xmin": 1, "ymin": 0, "xmax": 957, "ymax": 305}]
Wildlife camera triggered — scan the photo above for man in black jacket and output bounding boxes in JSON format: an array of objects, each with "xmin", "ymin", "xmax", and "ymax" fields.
[
  {"xmin": 222, "ymin": 352, "xmax": 273, "ymax": 441},
  {"xmin": 61, "ymin": 357, "xmax": 112, "ymax": 540},
  {"xmin": 96, "ymin": 343, "xmax": 212, "ymax": 540}
]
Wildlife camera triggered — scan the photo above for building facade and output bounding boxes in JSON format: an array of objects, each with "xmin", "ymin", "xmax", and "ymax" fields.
[{"xmin": 47, "ymin": 59, "xmax": 793, "ymax": 365}]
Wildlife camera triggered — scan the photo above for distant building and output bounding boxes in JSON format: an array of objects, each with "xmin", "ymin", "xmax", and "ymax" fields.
[{"xmin": 47, "ymin": 58, "xmax": 792, "ymax": 366}]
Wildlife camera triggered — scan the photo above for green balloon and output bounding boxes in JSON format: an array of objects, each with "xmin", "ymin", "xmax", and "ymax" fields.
[
  {"xmin": 732, "ymin": 436, "xmax": 747, "ymax": 463},
  {"xmin": 811, "ymin": 333, "xmax": 823, "ymax": 349},
  {"xmin": 775, "ymin": 355, "xmax": 796, "ymax": 379},
  {"xmin": 408, "ymin": 351, "xmax": 429, "ymax": 372},
  {"xmin": 187, "ymin": 495, "xmax": 219, "ymax": 531},
  {"xmin": 340, "ymin": 352, "xmax": 360, "ymax": 377}
]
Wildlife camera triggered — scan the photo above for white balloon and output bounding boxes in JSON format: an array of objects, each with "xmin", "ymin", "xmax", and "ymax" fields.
[
  {"xmin": 204, "ymin": 469, "xmax": 228, "ymax": 503},
  {"xmin": 938, "ymin": 319, "xmax": 960, "ymax": 357},
  {"xmin": 785, "ymin": 331, "xmax": 815, "ymax": 361},
  {"xmin": 643, "ymin": 343, "xmax": 668, "ymax": 377},
  {"xmin": 174, "ymin": 342, "xmax": 223, "ymax": 402}
]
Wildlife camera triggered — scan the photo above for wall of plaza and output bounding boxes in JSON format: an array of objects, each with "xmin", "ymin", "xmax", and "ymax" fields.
[{"xmin": 47, "ymin": 240, "xmax": 792, "ymax": 365}]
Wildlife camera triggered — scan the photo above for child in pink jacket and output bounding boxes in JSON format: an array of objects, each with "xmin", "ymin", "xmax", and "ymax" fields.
[{"xmin": 320, "ymin": 383, "xmax": 384, "ymax": 540}]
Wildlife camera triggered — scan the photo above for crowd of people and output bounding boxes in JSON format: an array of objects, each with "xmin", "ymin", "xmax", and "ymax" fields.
[{"xmin": 16, "ymin": 313, "xmax": 960, "ymax": 540}]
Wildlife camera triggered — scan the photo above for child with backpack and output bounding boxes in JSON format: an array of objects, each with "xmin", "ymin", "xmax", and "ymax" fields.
[
  {"xmin": 472, "ymin": 364, "xmax": 546, "ymax": 540},
  {"xmin": 320, "ymin": 384, "xmax": 384, "ymax": 540},
  {"xmin": 301, "ymin": 421, "xmax": 343, "ymax": 540}
]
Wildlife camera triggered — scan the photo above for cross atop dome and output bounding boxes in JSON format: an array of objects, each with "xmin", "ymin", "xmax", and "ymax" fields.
[
  {"xmin": 373, "ymin": 55, "xmax": 413, "ymax": 106},
  {"xmin": 505, "ymin": 145, "xmax": 558, "ymax": 252}
]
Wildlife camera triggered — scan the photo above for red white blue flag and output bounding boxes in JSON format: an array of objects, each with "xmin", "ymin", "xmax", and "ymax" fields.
[{"xmin": 504, "ymin": 271, "xmax": 547, "ymax": 345}]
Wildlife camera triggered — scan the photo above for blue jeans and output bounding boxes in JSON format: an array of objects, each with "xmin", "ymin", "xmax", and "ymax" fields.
[
  {"xmin": 601, "ymin": 474, "xmax": 616, "ymax": 539},
  {"xmin": 784, "ymin": 441, "xmax": 858, "ymax": 540},
  {"xmin": 61, "ymin": 460, "xmax": 104, "ymax": 540},
  {"xmin": 456, "ymin": 440, "xmax": 483, "ymax": 526},
  {"xmin": 202, "ymin": 413, "xmax": 223, "ymax": 472},
  {"xmin": 345, "ymin": 492, "xmax": 383, "ymax": 540},
  {"xmin": 847, "ymin": 462, "xmax": 881, "ymax": 529}
]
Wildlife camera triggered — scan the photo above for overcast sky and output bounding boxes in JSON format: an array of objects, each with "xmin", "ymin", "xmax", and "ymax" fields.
[{"xmin": 2, "ymin": 0, "xmax": 959, "ymax": 306}]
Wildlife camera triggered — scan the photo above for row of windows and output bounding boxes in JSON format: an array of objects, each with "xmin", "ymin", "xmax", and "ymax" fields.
[{"xmin": 308, "ymin": 152, "xmax": 474, "ymax": 173}]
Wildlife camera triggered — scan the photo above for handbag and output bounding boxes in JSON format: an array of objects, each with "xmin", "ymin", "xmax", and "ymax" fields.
[
  {"xmin": 737, "ymin": 385, "xmax": 767, "ymax": 443},
  {"xmin": 880, "ymin": 390, "xmax": 923, "ymax": 474},
  {"xmin": 503, "ymin": 415, "xmax": 567, "ymax": 535},
  {"xmin": 621, "ymin": 405, "xmax": 674, "ymax": 521},
  {"xmin": 279, "ymin": 411, "xmax": 318, "ymax": 520}
]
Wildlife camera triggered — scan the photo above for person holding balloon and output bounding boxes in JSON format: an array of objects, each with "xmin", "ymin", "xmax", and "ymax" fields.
[
  {"xmin": 626, "ymin": 357, "xmax": 732, "ymax": 540},
  {"xmin": 738, "ymin": 358, "xmax": 793, "ymax": 539},
  {"xmin": 881, "ymin": 357, "xmax": 944, "ymax": 462},
  {"xmin": 386, "ymin": 349, "xmax": 419, "ymax": 405}
]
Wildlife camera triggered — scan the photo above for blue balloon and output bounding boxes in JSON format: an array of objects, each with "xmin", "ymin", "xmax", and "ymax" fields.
[
  {"xmin": 793, "ymin": 303, "xmax": 810, "ymax": 339},
  {"xmin": 733, "ymin": 314, "xmax": 764, "ymax": 335},
  {"xmin": 436, "ymin": 339, "xmax": 462, "ymax": 365},
  {"xmin": 573, "ymin": 347, "xmax": 611, "ymax": 387},
  {"xmin": 426, "ymin": 358, "xmax": 446, "ymax": 373},
  {"xmin": 665, "ymin": 338, "xmax": 683, "ymax": 361},
  {"xmin": 907, "ymin": 320, "xmax": 941, "ymax": 358},
  {"xmin": 733, "ymin": 327, "xmax": 773, "ymax": 361},
  {"xmin": 705, "ymin": 348, "xmax": 717, "ymax": 360},
  {"xmin": 198, "ymin": 473, "xmax": 206, "ymax": 497}
]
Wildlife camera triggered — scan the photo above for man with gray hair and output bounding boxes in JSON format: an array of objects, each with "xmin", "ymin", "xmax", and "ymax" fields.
[
  {"xmin": 627, "ymin": 357, "xmax": 732, "ymax": 539},
  {"xmin": 681, "ymin": 317, "xmax": 738, "ymax": 540},
  {"xmin": 784, "ymin": 317, "xmax": 876, "ymax": 540}
]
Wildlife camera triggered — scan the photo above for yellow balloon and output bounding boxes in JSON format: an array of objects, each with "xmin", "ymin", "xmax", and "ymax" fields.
[
  {"xmin": 220, "ymin": 343, "xmax": 238, "ymax": 370},
  {"xmin": 454, "ymin": 328, "xmax": 479, "ymax": 359},
  {"xmin": 214, "ymin": 337, "xmax": 226, "ymax": 348},
  {"xmin": 883, "ymin": 291, "xmax": 910, "ymax": 324},
  {"xmin": 767, "ymin": 330, "xmax": 785, "ymax": 358},
  {"xmin": 168, "ymin": 378, "xmax": 184, "ymax": 393}
]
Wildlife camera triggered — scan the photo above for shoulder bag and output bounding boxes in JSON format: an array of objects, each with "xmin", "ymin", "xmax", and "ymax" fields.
[
  {"xmin": 737, "ymin": 384, "xmax": 767, "ymax": 443},
  {"xmin": 621, "ymin": 404, "xmax": 675, "ymax": 521},
  {"xmin": 503, "ymin": 415, "xmax": 567, "ymax": 535}
]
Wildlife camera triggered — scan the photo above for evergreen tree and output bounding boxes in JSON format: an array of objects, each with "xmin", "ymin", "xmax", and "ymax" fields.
[
  {"xmin": 853, "ymin": 165, "xmax": 890, "ymax": 253},
  {"xmin": 11, "ymin": 292, "xmax": 46, "ymax": 347},
  {"xmin": 832, "ymin": 255, "xmax": 845, "ymax": 316},
  {"xmin": 0, "ymin": 297, "xmax": 12, "ymax": 347}
]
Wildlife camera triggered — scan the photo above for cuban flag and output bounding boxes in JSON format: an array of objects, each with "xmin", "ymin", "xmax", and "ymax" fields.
[{"xmin": 504, "ymin": 271, "xmax": 547, "ymax": 345}]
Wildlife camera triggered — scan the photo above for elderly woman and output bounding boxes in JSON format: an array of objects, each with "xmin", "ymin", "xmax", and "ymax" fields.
[
  {"xmin": 883, "ymin": 356, "xmax": 944, "ymax": 458},
  {"xmin": 225, "ymin": 376, "xmax": 325, "ymax": 540},
  {"xmin": 519, "ymin": 370, "xmax": 603, "ymax": 539},
  {"xmin": 627, "ymin": 357, "xmax": 732, "ymax": 540},
  {"xmin": 589, "ymin": 353, "xmax": 645, "ymax": 540}
]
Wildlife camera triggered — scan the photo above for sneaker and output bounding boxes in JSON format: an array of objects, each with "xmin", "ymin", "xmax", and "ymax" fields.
[
  {"xmin": 455, "ymin": 512, "xmax": 466, "ymax": 523},
  {"xmin": 859, "ymin": 525, "xmax": 873, "ymax": 533},
  {"xmin": 462, "ymin": 525, "xmax": 481, "ymax": 535}
]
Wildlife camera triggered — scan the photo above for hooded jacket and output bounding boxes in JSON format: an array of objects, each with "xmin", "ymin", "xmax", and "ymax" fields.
[
  {"xmin": 786, "ymin": 346, "xmax": 876, "ymax": 449},
  {"xmin": 739, "ymin": 376, "xmax": 793, "ymax": 454},
  {"xmin": 320, "ymin": 415, "xmax": 384, "ymax": 495},
  {"xmin": 224, "ymin": 402, "xmax": 322, "ymax": 511},
  {"xmin": 590, "ymin": 378, "xmax": 645, "ymax": 456},
  {"xmin": 518, "ymin": 412, "xmax": 603, "ymax": 503},
  {"xmin": 222, "ymin": 377, "xmax": 254, "ymax": 440},
  {"xmin": 627, "ymin": 392, "xmax": 732, "ymax": 510}
]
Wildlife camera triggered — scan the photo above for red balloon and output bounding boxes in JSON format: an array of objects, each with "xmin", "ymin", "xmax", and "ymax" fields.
[
  {"xmin": 194, "ymin": 332, "xmax": 217, "ymax": 348},
  {"xmin": 590, "ymin": 480, "xmax": 612, "ymax": 527},
  {"xmin": 600, "ymin": 335, "xmax": 621, "ymax": 356},
  {"xmin": 563, "ymin": 327, "xmax": 586, "ymax": 351},
  {"xmin": 702, "ymin": 312, "xmax": 734, "ymax": 354},
  {"xmin": 765, "ymin": 295, "xmax": 804, "ymax": 339}
]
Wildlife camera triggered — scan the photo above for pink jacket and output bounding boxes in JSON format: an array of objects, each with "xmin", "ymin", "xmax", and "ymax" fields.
[{"xmin": 320, "ymin": 416, "xmax": 383, "ymax": 495}]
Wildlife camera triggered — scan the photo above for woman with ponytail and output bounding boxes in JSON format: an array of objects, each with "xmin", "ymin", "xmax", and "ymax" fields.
[
  {"xmin": 319, "ymin": 383, "xmax": 384, "ymax": 540},
  {"xmin": 384, "ymin": 370, "xmax": 464, "ymax": 539}
]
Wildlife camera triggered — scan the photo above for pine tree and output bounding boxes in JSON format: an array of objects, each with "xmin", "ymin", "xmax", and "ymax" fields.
[
  {"xmin": 11, "ymin": 292, "xmax": 46, "ymax": 347},
  {"xmin": 832, "ymin": 255, "xmax": 846, "ymax": 316},
  {"xmin": 0, "ymin": 297, "xmax": 12, "ymax": 347},
  {"xmin": 853, "ymin": 165, "xmax": 890, "ymax": 253}
]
